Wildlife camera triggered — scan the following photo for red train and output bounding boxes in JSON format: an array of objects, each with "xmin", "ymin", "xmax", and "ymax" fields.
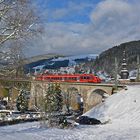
[{"xmin": 35, "ymin": 74, "xmax": 101, "ymax": 83}]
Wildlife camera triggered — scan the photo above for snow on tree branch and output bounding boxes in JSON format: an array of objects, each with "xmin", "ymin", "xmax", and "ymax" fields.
[{"xmin": 0, "ymin": 0, "xmax": 42, "ymax": 46}]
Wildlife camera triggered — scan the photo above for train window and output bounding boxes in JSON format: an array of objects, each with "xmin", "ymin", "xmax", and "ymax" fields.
[
  {"xmin": 84, "ymin": 77, "xmax": 87, "ymax": 79},
  {"xmin": 80, "ymin": 76, "xmax": 90, "ymax": 80},
  {"xmin": 72, "ymin": 77, "xmax": 76, "ymax": 80}
]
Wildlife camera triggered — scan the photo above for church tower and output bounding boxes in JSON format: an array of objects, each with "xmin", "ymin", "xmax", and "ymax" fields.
[{"xmin": 120, "ymin": 51, "xmax": 129, "ymax": 79}]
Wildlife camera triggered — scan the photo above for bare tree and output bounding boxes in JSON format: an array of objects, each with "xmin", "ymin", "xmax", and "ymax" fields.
[
  {"xmin": 7, "ymin": 41, "xmax": 25, "ymax": 77},
  {"xmin": 0, "ymin": 0, "xmax": 42, "ymax": 45},
  {"xmin": 0, "ymin": 0, "xmax": 43, "ymax": 76}
]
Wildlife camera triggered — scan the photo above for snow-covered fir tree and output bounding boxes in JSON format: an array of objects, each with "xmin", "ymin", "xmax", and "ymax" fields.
[
  {"xmin": 44, "ymin": 83, "xmax": 72, "ymax": 128},
  {"xmin": 16, "ymin": 90, "xmax": 28, "ymax": 112},
  {"xmin": 54, "ymin": 83, "xmax": 63, "ymax": 111},
  {"xmin": 45, "ymin": 83, "xmax": 55, "ymax": 112},
  {"xmin": 45, "ymin": 83, "xmax": 63, "ymax": 112}
]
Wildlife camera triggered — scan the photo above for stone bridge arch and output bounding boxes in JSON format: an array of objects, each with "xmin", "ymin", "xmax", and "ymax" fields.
[
  {"xmin": 59, "ymin": 83, "xmax": 114, "ymax": 112},
  {"xmin": 60, "ymin": 84, "xmax": 78, "ymax": 110},
  {"xmin": 85, "ymin": 88, "xmax": 109, "ymax": 112},
  {"xmin": 92, "ymin": 89, "xmax": 108, "ymax": 97}
]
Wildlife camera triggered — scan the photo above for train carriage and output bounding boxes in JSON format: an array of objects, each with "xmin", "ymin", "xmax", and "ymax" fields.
[{"xmin": 36, "ymin": 74, "xmax": 101, "ymax": 83}]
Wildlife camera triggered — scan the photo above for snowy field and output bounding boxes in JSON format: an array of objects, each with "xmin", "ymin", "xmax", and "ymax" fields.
[{"xmin": 0, "ymin": 85, "xmax": 140, "ymax": 140}]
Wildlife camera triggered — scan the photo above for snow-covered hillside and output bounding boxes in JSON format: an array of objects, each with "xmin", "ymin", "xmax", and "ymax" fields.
[
  {"xmin": 26, "ymin": 54, "xmax": 98, "ymax": 74},
  {"xmin": 52, "ymin": 54, "xmax": 98, "ymax": 66},
  {"xmin": 52, "ymin": 54, "xmax": 98, "ymax": 62},
  {"xmin": 83, "ymin": 85, "xmax": 140, "ymax": 125},
  {"xmin": 0, "ymin": 85, "xmax": 140, "ymax": 140}
]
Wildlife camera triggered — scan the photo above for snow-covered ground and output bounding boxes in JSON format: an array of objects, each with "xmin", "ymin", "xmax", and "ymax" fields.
[{"xmin": 0, "ymin": 85, "xmax": 140, "ymax": 140}]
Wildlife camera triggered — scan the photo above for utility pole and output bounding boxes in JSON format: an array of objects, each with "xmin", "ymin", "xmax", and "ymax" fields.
[
  {"xmin": 114, "ymin": 57, "xmax": 118, "ymax": 90},
  {"xmin": 137, "ymin": 55, "xmax": 140, "ymax": 82}
]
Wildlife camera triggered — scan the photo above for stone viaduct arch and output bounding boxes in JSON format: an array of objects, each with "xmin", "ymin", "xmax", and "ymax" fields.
[{"xmin": 85, "ymin": 89, "xmax": 108, "ymax": 112}]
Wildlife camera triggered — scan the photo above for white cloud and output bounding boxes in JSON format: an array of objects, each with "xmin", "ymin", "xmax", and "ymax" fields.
[
  {"xmin": 89, "ymin": 0, "xmax": 140, "ymax": 48},
  {"xmin": 27, "ymin": 0, "xmax": 140, "ymax": 56},
  {"xmin": 90, "ymin": 0, "xmax": 140, "ymax": 30}
]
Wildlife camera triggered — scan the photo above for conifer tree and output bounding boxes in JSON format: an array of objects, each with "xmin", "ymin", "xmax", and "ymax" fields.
[
  {"xmin": 54, "ymin": 83, "xmax": 63, "ymax": 111},
  {"xmin": 45, "ymin": 83, "xmax": 55, "ymax": 112},
  {"xmin": 16, "ymin": 90, "xmax": 28, "ymax": 112},
  {"xmin": 45, "ymin": 83, "xmax": 63, "ymax": 112}
]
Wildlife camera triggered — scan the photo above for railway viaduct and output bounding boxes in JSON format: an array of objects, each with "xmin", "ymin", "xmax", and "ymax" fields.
[
  {"xmin": 30, "ymin": 81, "xmax": 125, "ymax": 111},
  {"xmin": 0, "ymin": 78, "xmax": 125, "ymax": 111}
]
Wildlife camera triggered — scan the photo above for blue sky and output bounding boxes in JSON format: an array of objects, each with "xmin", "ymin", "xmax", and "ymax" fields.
[
  {"xmin": 28, "ymin": 0, "xmax": 140, "ymax": 56},
  {"xmin": 36, "ymin": 0, "xmax": 100, "ymax": 23}
]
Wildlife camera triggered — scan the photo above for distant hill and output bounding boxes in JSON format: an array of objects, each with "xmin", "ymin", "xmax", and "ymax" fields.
[
  {"xmin": 25, "ymin": 53, "xmax": 64, "ymax": 64},
  {"xmin": 25, "ymin": 54, "xmax": 98, "ymax": 73},
  {"xmin": 93, "ymin": 40, "xmax": 140, "ymax": 76}
]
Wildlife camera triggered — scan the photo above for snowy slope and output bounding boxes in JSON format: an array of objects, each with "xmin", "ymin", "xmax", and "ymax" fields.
[
  {"xmin": 0, "ymin": 85, "xmax": 140, "ymax": 140},
  {"xmin": 25, "ymin": 54, "xmax": 98, "ymax": 73},
  {"xmin": 50, "ymin": 54, "xmax": 98, "ymax": 67},
  {"xmin": 83, "ymin": 85, "xmax": 140, "ymax": 125},
  {"xmin": 52, "ymin": 54, "xmax": 98, "ymax": 61}
]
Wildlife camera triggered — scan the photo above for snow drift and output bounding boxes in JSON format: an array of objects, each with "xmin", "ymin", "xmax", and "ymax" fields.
[{"xmin": 83, "ymin": 85, "xmax": 140, "ymax": 125}]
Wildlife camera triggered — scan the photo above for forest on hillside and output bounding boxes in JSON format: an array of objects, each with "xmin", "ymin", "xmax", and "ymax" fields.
[{"xmin": 93, "ymin": 40, "xmax": 140, "ymax": 76}]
